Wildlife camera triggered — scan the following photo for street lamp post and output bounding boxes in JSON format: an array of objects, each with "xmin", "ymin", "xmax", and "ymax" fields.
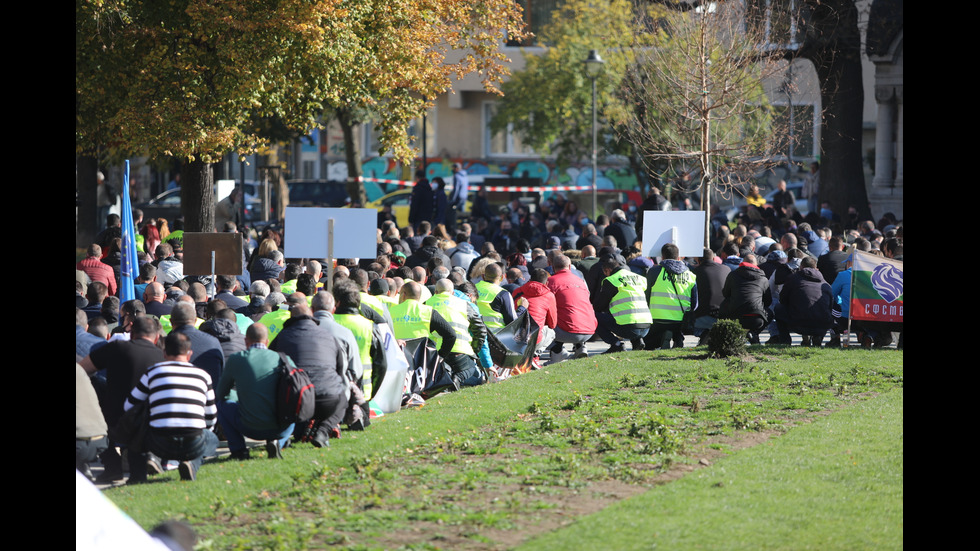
[{"xmin": 585, "ymin": 49, "xmax": 604, "ymax": 221}]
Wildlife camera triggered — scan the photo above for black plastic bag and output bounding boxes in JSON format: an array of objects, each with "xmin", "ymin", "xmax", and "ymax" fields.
[
  {"xmin": 403, "ymin": 337, "xmax": 459, "ymax": 399},
  {"xmin": 488, "ymin": 310, "xmax": 539, "ymax": 371}
]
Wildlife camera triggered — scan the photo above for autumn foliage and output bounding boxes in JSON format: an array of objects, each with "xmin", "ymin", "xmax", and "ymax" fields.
[{"xmin": 76, "ymin": 0, "xmax": 528, "ymax": 164}]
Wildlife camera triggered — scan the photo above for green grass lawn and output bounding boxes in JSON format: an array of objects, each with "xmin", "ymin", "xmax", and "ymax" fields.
[
  {"xmin": 520, "ymin": 388, "xmax": 903, "ymax": 551},
  {"xmin": 105, "ymin": 347, "xmax": 903, "ymax": 550}
]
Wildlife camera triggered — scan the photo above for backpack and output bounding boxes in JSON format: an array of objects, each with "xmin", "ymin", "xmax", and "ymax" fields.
[{"xmin": 275, "ymin": 352, "xmax": 315, "ymax": 426}]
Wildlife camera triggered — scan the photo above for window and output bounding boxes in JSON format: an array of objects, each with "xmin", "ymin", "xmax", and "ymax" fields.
[
  {"xmin": 507, "ymin": 0, "xmax": 562, "ymax": 47},
  {"xmin": 746, "ymin": 0, "xmax": 805, "ymax": 51},
  {"xmin": 484, "ymin": 103, "xmax": 538, "ymax": 157},
  {"xmin": 771, "ymin": 103, "xmax": 816, "ymax": 159}
]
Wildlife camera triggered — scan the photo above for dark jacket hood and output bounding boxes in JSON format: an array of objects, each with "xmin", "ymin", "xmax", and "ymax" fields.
[
  {"xmin": 661, "ymin": 258, "xmax": 689, "ymax": 275},
  {"xmin": 733, "ymin": 263, "xmax": 765, "ymax": 281},
  {"xmin": 797, "ymin": 267, "xmax": 825, "ymax": 283},
  {"xmin": 199, "ymin": 317, "xmax": 241, "ymax": 342}
]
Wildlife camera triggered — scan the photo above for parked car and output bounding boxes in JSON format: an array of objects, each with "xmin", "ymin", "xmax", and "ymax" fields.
[
  {"xmin": 359, "ymin": 188, "xmax": 476, "ymax": 229},
  {"xmin": 136, "ymin": 188, "xmax": 263, "ymax": 227},
  {"xmin": 136, "ymin": 189, "xmax": 183, "ymax": 225},
  {"xmin": 724, "ymin": 180, "xmax": 808, "ymax": 220},
  {"xmin": 285, "ymin": 180, "xmax": 350, "ymax": 208},
  {"xmin": 764, "ymin": 180, "xmax": 808, "ymax": 214}
]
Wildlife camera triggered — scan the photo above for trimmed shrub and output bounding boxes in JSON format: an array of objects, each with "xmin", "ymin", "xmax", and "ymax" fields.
[{"xmin": 707, "ymin": 319, "xmax": 747, "ymax": 358}]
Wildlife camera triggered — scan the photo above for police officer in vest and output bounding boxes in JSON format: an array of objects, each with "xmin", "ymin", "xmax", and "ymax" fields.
[
  {"xmin": 644, "ymin": 243, "xmax": 698, "ymax": 350},
  {"xmin": 425, "ymin": 279, "xmax": 488, "ymax": 387},
  {"xmin": 594, "ymin": 256, "xmax": 652, "ymax": 353}
]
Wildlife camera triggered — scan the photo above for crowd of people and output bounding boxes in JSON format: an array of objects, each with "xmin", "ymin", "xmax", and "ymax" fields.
[{"xmin": 76, "ymin": 179, "xmax": 902, "ymax": 486}]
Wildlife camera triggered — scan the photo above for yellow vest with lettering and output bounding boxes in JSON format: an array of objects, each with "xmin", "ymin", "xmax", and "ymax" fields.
[
  {"xmin": 389, "ymin": 300, "xmax": 434, "ymax": 340},
  {"xmin": 604, "ymin": 270, "xmax": 653, "ymax": 325}
]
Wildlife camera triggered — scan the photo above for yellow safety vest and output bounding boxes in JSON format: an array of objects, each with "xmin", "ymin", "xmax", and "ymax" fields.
[
  {"xmin": 648, "ymin": 268, "xmax": 696, "ymax": 322},
  {"xmin": 360, "ymin": 292, "xmax": 387, "ymax": 319},
  {"xmin": 258, "ymin": 308, "xmax": 291, "ymax": 341},
  {"xmin": 475, "ymin": 280, "xmax": 506, "ymax": 331},
  {"xmin": 604, "ymin": 270, "xmax": 653, "ymax": 325},
  {"xmin": 425, "ymin": 292, "xmax": 474, "ymax": 356},
  {"xmin": 375, "ymin": 294, "xmax": 398, "ymax": 309},
  {"xmin": 333, "ymin": 313, "xmax": 375, "ymax": 398},
  {"xmin": 159, "ymin": 315, "xmax": 204, "ymax": 334},
  {"xmin": 389, "ymin": 300, "xmax": 434, "ymax": 340}
]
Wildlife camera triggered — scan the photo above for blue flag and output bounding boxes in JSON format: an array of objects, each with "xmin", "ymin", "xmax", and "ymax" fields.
[{"xmin": 119, "ymin": 160, "xmax": 138, "ymax": 306}]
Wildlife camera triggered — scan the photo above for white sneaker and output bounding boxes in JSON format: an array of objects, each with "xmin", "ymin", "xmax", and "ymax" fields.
[{"xmin": 572, "ymin": 344, "xmax": 589, "ymax": 359}]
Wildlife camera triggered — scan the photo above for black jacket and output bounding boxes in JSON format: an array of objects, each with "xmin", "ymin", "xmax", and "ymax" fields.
[
  {"xmin": 604, "ymin": 221, "xmax": 637, "ymax": 251},
  {"xmin": 720, "ymin": 263, "xmax": 772, "ymax": 320},
  {"xmin": 406, "ymin": 246, "xmax": 451, "ymax": 270},
  {"xmin": 269, "ymin": 316, "xmax": 346, "ymax": 398},
  {"xmin": 779, "ymin": 268, "xmax": 833, "ymax": 329},
  {"xmin": 200, "ymin": 317, "xmax": 246, "ymax": 359},
  {"xmin": 694, "ymin": 261, "xmax": 730, "ymax": 318}
]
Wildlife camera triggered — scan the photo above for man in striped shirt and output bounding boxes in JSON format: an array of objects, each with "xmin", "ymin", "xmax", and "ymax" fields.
[{"xmin": 125, "ymin": 332, "xmax": 218, "ymax": 482}]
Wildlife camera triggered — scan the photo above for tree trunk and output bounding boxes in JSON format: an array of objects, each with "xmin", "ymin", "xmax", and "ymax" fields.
[
  {"xmin": 799, "ymin": 0, "xmax": 871, "ymax": 221},
  {"xmin": 337, "ymin": 107, "xmax": 366, "ymax": 207},
  {"xmin": 627, "ymin": 153, "xmax": 647, "ymax": 198},
  {"xmin": 76, "ymin": 155, "xmax": 100, "ymax": 249},
  {"xmin": 180, "ymin": 159, "xmax": 215, "ymax": 233}
]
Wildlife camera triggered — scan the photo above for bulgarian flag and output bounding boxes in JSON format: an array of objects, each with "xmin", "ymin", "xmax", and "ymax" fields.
[{"xmin": 850, "ymin": 250, "xmax": 903, "ymax": 322}]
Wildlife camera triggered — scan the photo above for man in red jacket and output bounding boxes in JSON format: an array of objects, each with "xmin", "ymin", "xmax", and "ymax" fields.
[
  {"xmin": 511, "ymin": 268, "xmax": 558, "ymax": 359},
  {"xmin": 545, "ymin": 254, "xmax": 597, "ymax": 362},
  {"xmin": 77, "ymin": 244, "xmax": 118, "ymax": 296}
]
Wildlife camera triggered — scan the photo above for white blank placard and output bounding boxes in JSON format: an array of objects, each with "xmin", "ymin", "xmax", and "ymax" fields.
[
  {"xmin": 641, "ymin": 211, "xmax": 706, "ymax": 258},
  {"xmin": 284, "ymin": 207, "xmax": 377, "ymax": 259}
]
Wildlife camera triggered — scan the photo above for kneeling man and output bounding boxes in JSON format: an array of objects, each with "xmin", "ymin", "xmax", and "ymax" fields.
[
  {"xmin": 125, "ymin": 332, "xmax": 218, "ymax": 482},
  {"xmin": 217, "ymin": 323, "xmax": 296, "ymax": 460}
]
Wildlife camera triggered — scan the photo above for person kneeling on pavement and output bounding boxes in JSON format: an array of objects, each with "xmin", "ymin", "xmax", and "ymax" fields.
[{"xmin": 594, "ymin": 255, "xmax": 652, "ymax": 353}]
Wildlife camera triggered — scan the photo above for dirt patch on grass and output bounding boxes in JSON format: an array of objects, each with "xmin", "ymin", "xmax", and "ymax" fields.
[
  {"xmin": 308, "ymin": 426, "xmax": 788, "ymax": 550},
  {"xmin": 208, "ymin": 364, "xmax": 895, "ymax": 551},
  {"xmin": 346, "ymin": 478, "xmax": 650, "ymax": 551}
]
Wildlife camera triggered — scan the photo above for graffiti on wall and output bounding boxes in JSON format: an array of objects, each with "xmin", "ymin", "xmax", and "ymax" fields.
[{"xmin": 329, "ymin": 156, "xmax": 642, "ymax": 201}]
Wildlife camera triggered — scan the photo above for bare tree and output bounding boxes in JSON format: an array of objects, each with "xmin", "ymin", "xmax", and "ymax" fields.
[{"xmin": 622, "ymin": 2, "xmax": 804, "ymax": 245}]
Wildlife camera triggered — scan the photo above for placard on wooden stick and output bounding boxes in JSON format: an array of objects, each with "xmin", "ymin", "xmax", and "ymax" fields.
[
  {"xmin": 284, "ymin": 207, "xmax": 377, "ymax": 260},
  {"xmin": 641, "ymin": 211, "xmax": 706, "ymax": 258},
  {"xmin": 183, "ymin": 233, "xmax": 243, "ymax": 276}
]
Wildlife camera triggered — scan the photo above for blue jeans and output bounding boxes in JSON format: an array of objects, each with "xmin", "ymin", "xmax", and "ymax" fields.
[
  {"xmin": 217, "ymin": 400, "xmax": 294, "ymax": 453},
  {"xmin": 692, "ymin": 315, "xmax": 717, "ymax": 337},
  {"xmin": 130, "ymin": 428, "xmax": 219, "ymax": 482},
  {"xmin": 444, "ymin": 352, "xmax": 486, "ymax": 388}
]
